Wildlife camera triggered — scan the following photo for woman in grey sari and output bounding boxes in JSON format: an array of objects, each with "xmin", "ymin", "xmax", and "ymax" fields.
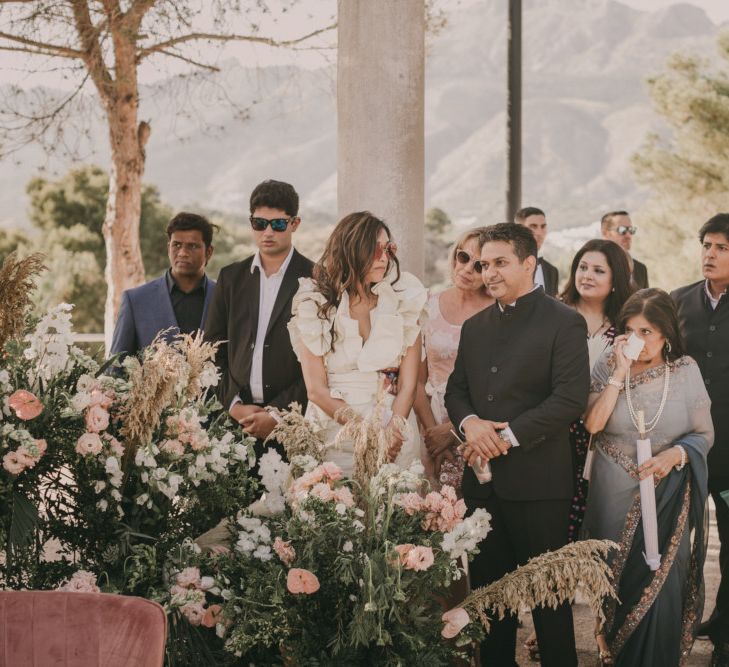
[{"xmin": 583, "ymin": 289, "xmax": 714, "ymax": 666}]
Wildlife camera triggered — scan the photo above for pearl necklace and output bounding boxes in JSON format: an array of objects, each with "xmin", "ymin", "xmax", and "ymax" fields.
[{"xmin": 624, "ymin": 363, "xmax": 671, "ymax": 434}]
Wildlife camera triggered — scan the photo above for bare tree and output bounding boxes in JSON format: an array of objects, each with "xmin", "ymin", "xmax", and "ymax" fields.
[{"xmin": 0, "ymin": 1, "xmax": 335, "ymax": 347}]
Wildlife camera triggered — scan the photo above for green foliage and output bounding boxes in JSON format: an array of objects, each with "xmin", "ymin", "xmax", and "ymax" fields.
[{"xmin": 631, "ymin": 33, "xmax": 729, "ymax": 289}]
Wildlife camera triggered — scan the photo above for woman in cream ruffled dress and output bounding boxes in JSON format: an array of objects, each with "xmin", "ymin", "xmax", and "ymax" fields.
[{"xmin": 287, "ymin": 211, "xmax": 427, "ymax": 477}]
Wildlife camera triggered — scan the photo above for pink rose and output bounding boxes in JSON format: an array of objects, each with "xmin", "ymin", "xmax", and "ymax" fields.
[
  {"xmin": 287, "ymin": 568, "xmax": 320, "ymax": 594},
  {"xmin": 274, "ymin": 537, "xmax": 296, "ymax": 565},
  {"xmin": 441, "ymin": 607, "xmax": 470, "ymax": 639},
  {"xmin": 8, "ymin": 390, "xmax": 43, "ymax": 420},
  {"xmin": 2, "ymin": 451, "xmax": 26, "ymax": 475},
  {"xmin": 75, "ymin": 432, "xmax": 103, "ymax": 456},
  {"xmin": 187, "ymin": 433, "xmax": 209, "ymax": 452},
  {"xmin": 161, "ymin": 439, "xmax": 184, "ymax": 457},
  {"xmin": 15, "ymin": 445, "xmax": 38, "ymax": 468},
  {"xmin": 34, "ymin": 438, "xmax": 48, "ymax": 457},
  {"xmin": 89, "ymin": 387, "xmax": 113, "ymax": 409},
  {"xmin": 181, "ymin": 602, "xmax": 205, "ymax": 625},
  {"xmin": 395, "ymin": 492, "xmax": 422, "ymax": 515},
  {"xmin": 201, "ymin": 604, "xmax": 223, "ymax": 628},
  {"xmin": 85, "ymin": 404, "xmax": 110, "ymax": 433},
  {"xmin": 404, "ymin": 545, "xmax": 434, "ymax": 571},
  {"xmin": 310, "ymin": 482, "xmax": 335, "ymax": 502},
  {"xmin": 319, "ymin": 461, "xmax": 344, "ymax": 482},
  {"xmin": 333, "ymin": 486, "xmax": 354, "ymax": 507},
  {"xmin": 106, "ymin": 436, "xmax": 124, "ymax": 457},
  {"xmin": 176, "ymin": 566, "xmax": 202, "ymax": 589}
]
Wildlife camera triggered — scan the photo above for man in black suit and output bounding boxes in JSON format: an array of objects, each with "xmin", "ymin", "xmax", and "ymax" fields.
[
  {"xmin": 445, "ymin": 223, "xmax": 588, "ymax": 667},
  {"xmin": 671, "ymin": 213, "xmax": 729, "ymax": 666},
  {"xmin": 515, "ymin": 206, "xmax": 559, "ymax": 296},
  {"xmin": 204, "ymin": 180, "xmax": 314, "ymax": 462},
  {"xmin": 601, "ymin": 210, "xmax": 649, "ymax": 288}
]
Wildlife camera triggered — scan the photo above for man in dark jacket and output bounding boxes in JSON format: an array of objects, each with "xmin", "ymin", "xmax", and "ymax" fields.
[
  {"xmin": 672, "ymin": 213, "xmax": 729, "ymax": 666},
  {"xmin": 515, "ymin": 206, "xmax": 559, "ymax": 296},
  {"xmin": 446, "ymin": 223, "xmax": 589, "ymax": 667},
  {"xmin": 204, "ymin": 180, "xmax": 313, "ymax": 460},
  {"xmin": 601, "ymin": 210, "xmax": 649, "ymax": 289}
]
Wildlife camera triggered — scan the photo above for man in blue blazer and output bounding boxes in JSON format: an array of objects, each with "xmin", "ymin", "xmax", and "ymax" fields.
[{"xmin": 110, "ymin": 212, "xmax": 217, "ymax": 356}]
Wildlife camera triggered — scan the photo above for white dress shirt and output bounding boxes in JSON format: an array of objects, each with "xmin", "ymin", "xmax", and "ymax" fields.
[
  {"xmin": 534, "ymin": 261, "xmax": 545, "ymax": 291},
  {"xmin": 705, "ymin": 279, "xmax": 726, "ymax": 310},
  {"xmin": 231, "ymin": 247, "xmax": 294, "ymax": 409}
]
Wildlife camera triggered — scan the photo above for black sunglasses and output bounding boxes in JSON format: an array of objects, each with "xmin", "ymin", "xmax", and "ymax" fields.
[
  {"xmin": 249, "ymin": 216, "xmax": 294, "ymax": 232},
  {"xmin": 456, "ymin": 249, "xmax": 484, "ymax": 273}
]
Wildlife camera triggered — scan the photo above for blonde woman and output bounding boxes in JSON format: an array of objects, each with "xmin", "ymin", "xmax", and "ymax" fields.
[{"xmin": 413, "ymin": 228, "xmax": 494, "ymax": 489}]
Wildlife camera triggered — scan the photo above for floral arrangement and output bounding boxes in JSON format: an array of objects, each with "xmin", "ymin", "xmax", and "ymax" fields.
[{"xmin": 173, "ymin": 452, "xmax": 492, "ymax": 665}]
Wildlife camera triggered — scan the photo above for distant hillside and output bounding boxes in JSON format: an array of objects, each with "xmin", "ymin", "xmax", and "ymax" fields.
[{"xmin": 0, "ymin": 0, "xmax": 721, "ymax": 232}]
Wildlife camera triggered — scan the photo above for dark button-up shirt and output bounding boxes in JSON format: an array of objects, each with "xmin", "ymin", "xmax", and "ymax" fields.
[{"xmin": 165, "ymin": 270, "xmax": 206, "ymax": 335}]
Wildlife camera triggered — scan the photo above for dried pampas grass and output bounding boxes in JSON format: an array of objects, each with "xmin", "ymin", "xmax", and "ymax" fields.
[
  {"xmin": 0, "ymin": 252, "xmax": 46, "ymax": 351},
  {"xmin": 462, "ymin": 539, "xmax": 618, "ymax": 631},
  {"xmin": 265, "ymin": 402, "xmax": 326, "ymax": 462},
  {"xmin": 177, "ymin": 332, "xmax": 219, "ymax": 400}
]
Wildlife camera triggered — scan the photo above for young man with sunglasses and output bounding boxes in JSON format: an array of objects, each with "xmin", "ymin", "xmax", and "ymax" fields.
[
  {"xmin": 110, "ymin": 212, "xmax": 217, "ymax": 356},
  {"xmin": 204, "ymin": 180, "xmax": 313, "ymax": 462},
  {"xmin": 600, "ymin": 211, "xmax": 649, "ymax": 288},
  {"xmin": 445, "ymin": 223, "xmax": 589, "ymax": 667},
  {"xmin": 515, "ymin": 206, "xmax": 559, "ymax": 297}
]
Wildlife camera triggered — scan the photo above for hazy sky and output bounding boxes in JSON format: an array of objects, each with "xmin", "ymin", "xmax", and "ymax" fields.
[{"xmin": 620, "ymin": 0, "xmax": 729, "ymax": 23}]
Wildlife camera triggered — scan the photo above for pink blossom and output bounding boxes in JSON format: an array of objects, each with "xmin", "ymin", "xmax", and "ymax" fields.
[
  {"xmin": 75, "ymin": 432, "xmax": 103, "ymax": 456},
  {"xmin": 34, "ymin": 438, "xmax": 48, "ymax": 457},
  {"xmin": 441, "ymin": 607, "xmax": 470, "ymax": 639},
  {"xmin": 273, "ymin": 537, "xmax": 296, "ymax": 565},
  {"xmin": 333, "ymin": 486, "xmax": 354, "ymax": 507},
  {"xmin": 59, "ymin": 570, "xmax": 101, "ymax": 593},
  {"xmin": 187, "ymin": 433, "xmax": 209, "ymax": 451},
  {"xmin": 440, "ymin": 485, "xmax": 458, "ymax": 503},
  {"xmin": 423, "ymin": 492, "xmax": 444, "ymax": 513},
  {"xmin": 106, "ymin": 436, "xmax": 124, "ymax": 457},
  {"xmin": 8, "ymin": 390, "xmax": 43, "ymax": 420},
  {"xmin": 161, "ymin": 439, "xmax": 185, "ymax": 457},
  {"xmin": 85, "ymin": 404, "xmax": 110, "ymax": 433},
  {"xmin": 176, "ymin": 567, "xmax": 202, "ymax": 589},
  {"xmin": 89, "ymin": 387, "xmax": 114, "ymax": 409},
  {"xmin": 395, "ymin": 492, "xmax": 423, "ymax": 515},
  {"xmin": 2, "ymin": 451, "xmax": 26, "ymax": 475},
  {"xmin": 15, "ymin": 446, "xmax": 38, "ymax": 469},
  {"xmin": 319, "ymin": 461, "xmax": 344, "ymax": 482},
  {"xmin": 181, "ymin": 602, "xmax": 206, "ymax": 625},
  {"xmin": 393, "ymin": 543, "xmax": 415, "ymax": 566},
  {"xmin": 404, "ymin": 546, "xmax": 434, "ymax": 571},
  {"xmin": 310, "ymin": 482, "xmax": 335, "ymax": 502},
  {"xmin": 287, "ymin": 568, "xmax": 320, "ymax": 594}
]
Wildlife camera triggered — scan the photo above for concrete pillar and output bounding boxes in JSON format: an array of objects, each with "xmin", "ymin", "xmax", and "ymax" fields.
[{"xmin": 337, "ymin": 0, "xmax": 425, "ymax": 278}]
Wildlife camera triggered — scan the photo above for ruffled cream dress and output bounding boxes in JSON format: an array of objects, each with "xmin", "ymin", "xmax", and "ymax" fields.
[{"xmin": 287, "ymin": 271, "xmax": 428, "ymax": 477}]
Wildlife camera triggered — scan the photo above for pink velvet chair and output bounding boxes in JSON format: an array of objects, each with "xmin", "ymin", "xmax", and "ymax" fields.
[{"xmin": 0, "ymin": 590, "xmax": 167, "ymax": 667}]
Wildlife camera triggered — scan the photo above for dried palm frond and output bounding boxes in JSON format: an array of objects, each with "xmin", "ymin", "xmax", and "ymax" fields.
[
  {"xmin": 176, "ymin": 332, "xmax": 219, "ymax": 400},
  {"xmin": 265, "ymin": 402, "xmax": 326, "ymax": 462},
  {"xmin": 462, "ymin": 539, "xmax": 618, "ymax": 631},
  {"xmin": 118, "ymin": 335, "xmax": 183, "ymax": 471},
  {"xmin": 0, "ymin": 252, "xmax": 46, "ymax": 351}
]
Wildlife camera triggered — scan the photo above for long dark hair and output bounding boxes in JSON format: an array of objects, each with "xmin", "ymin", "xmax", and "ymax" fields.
[
  {"xmin": 617, "ymin": 288, "xmax": 685, "ymax": 362},
  {"xmin": 312, "ymin": 211, "xmax": 400, "ymax": 323},
  {"xmin": 560, "ymin": 239, "xmax": 634, "ymax": 325}
]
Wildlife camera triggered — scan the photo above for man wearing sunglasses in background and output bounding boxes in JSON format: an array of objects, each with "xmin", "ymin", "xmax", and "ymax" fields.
[
  {"xmin": 515, "ymin": 206, "xmax": 559, "ymax": 297},
  {"xmin": 205, "ymin": 180, "xmax": 314, "ymax": 465},
  {"xmin": 600, "ymin": 210, "xmax": 649, "ymax": 289},
  {"xmin": 110, "ymin": 212, "xmax": 217, "ymax": 356}
]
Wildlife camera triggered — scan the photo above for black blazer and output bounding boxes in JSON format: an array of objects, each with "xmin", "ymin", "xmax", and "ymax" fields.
[
  {"xmin": 445, "ymin": 288, "xmax": 589, "ymax": 502},
  {"xmin": 204, "ymin": 249, "xmax": 314, "ymax": 411},
  {"xmin": 672, "ymin": 280, "xmax": 729, "ymax": 478},
  {"xmin": 538, "ymin": 257, "xmax": 559, "ymax": 297},
  {"xmin": 633, "ymin": 258, "xmax": 649, "ymax": 289}
]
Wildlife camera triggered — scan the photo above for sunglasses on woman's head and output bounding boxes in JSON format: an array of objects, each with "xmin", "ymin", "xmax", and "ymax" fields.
[
  {"xmin": 455, "ymin": 249, "xmax": 484, "ymax": 272},
  {"xmin": 374, "ymin": 241, "xmax": 397, "ymax": 260},
  {"xmin": 249, "ymin": 216, "xmax": 294, "ymax": 232}
]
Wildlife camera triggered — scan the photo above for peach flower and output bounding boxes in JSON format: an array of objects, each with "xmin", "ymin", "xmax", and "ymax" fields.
[
  {"xmin": 201, "ymin": 604, "xmax": 223, "ymax": 628},
  {"xmin": 75, "ymin": 432, "xmax": 103, "ymax": 456},
  {"xmin": 393, "ymin": 543, "xmax": 415, "ymax": 566},
  {"xmin": 441, "ymin": 607, "xmax": 470, "ymax": 639},
  {"xmin": 395, "ymin": 492, "xmax": 422, "ymax": 515},
  {"xmin": 34, "ymin": 438, "xmax": 48, "ymax": 457},
  {"xmin": 320, "ymin": 461, "xmax": 344, "ymax": 482},
  {"xmin": 176, "ymin": 566, "xmax": 202, "ymax": 589},
  {"xmin": 286, "ymin": 568, "xmax": 320, "ymax": 594},
  {"xmin": 89, "ymin": 387, "xmax": 113, "ymax": 409},
  {"xmin": 404, "ymin": 545, "xmax": 434, "ymax": 571},
  {"xmin": 85, "ymin": 404, "xmax": 110, "ymax": 433},
  {"xmin": 333, "ymin": 486, "xmax": 354, "ymax": 507},
  {"xmin": 274, "ymin": 537, "xmax": 296, "ymax": 565},
  {"xmin": 2, "ymin": 451, "xmax": 26, "ymax": 475},
  {"xmin": 8, "ymin": 390, "xmax": 43, "ymax": 420}
]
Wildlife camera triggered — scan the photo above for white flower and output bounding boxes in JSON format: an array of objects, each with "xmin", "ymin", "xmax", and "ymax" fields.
[
  {"xmin": 136, "ymin": 493, "xmax": 150, "ymax": 506},
  {"xmin": 96, "ymin": 499, "xmax": 108, "ymax": 511},
  {"xmin": 76, "ymin": 374, "xmax": 96, "ymax": 392},
  {"xmin": 335, "ymin": 503, "xmax": 347, "ymax": 515},
  {"xmin": 352, "ymin": 520, "xmax": 365, "ymax": 533},
  {"xmin": 94, "ymin": 481, "xmax": 106, "ymax": 493},
  {"xmin": 342, "ymin": 540, "xmax": 353, "ymax": 553},
  {"xmin": 199, "ymin": 362, "xmax": 220, "ymax": 389},
  {"xmin": 441, "ymin": 508, "xmax": 492, "ymax": 560},
  {"xmin": 71, "ymin": 392, "xmax": 92, "ymax": 411}
]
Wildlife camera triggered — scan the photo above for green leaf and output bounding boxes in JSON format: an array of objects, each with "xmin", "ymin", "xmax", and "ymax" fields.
[{"xmin": 8, "ymin": 490, "xmax": 40, "ymax": 553}]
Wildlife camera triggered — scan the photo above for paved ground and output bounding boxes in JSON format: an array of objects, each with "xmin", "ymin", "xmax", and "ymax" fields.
[{"xmin": 515, "ymin": 498, "xmax": 721, "ymax": 666}]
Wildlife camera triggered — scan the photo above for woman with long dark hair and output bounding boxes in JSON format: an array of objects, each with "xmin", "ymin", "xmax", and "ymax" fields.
[
  {"xmin": 583, "ymin": 289, "xmax": 713, "ymax": 665},
  {"xmin": 287, "ymin": 212, "xmax": 427, "ymax": 475}
]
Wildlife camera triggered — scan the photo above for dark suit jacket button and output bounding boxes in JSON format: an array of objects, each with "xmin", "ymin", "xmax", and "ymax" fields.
[
  {"xmin": 490, "ymin": 366, "xmax": 498, "ymax": 373},
  {"xmin": 709, "ymin": 325, "xmax": 717, "ymax": 332},
  {"xmin": 707, "ymin": 351, "xmax": 713, "ymax": 358},
  {"xmin": 487, "ymin": 394, "xmax": 494, "ymax": 401}
]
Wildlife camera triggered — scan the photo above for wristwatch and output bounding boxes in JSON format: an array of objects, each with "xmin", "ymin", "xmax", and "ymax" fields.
[{"xmin": 607, "ymin": 376, "xmax": 624, "ymax": 391}]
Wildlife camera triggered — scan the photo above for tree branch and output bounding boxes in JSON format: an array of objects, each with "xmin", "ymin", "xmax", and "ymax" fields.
[
  {"xmin": 0, "ymin": 30, "xmax": 83, "ymax": 59},
  {"xmin": 154, "ymin": 49, "xmax": 220, "ymax": 72},
  {"xmin": 69, "ymin": 0, "xmax": 114, "ymax": 94},
  {"xmin": 137, "ymin": 22, "xmax": 336, "ymax": 61}
]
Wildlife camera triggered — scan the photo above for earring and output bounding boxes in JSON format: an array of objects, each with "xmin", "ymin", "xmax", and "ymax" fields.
[
  {"xmin": 664, "ymin": 340, "xmax": 672, "ymax": 357},
  {"xmin": 611, "ymin": 287, "xmax": 615, "ymax": 292}
]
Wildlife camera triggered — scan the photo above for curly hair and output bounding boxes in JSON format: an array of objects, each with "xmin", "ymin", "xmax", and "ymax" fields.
[{"xmin": 312, "ymin": 212, "xmax": 400, "ymax": 341}]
